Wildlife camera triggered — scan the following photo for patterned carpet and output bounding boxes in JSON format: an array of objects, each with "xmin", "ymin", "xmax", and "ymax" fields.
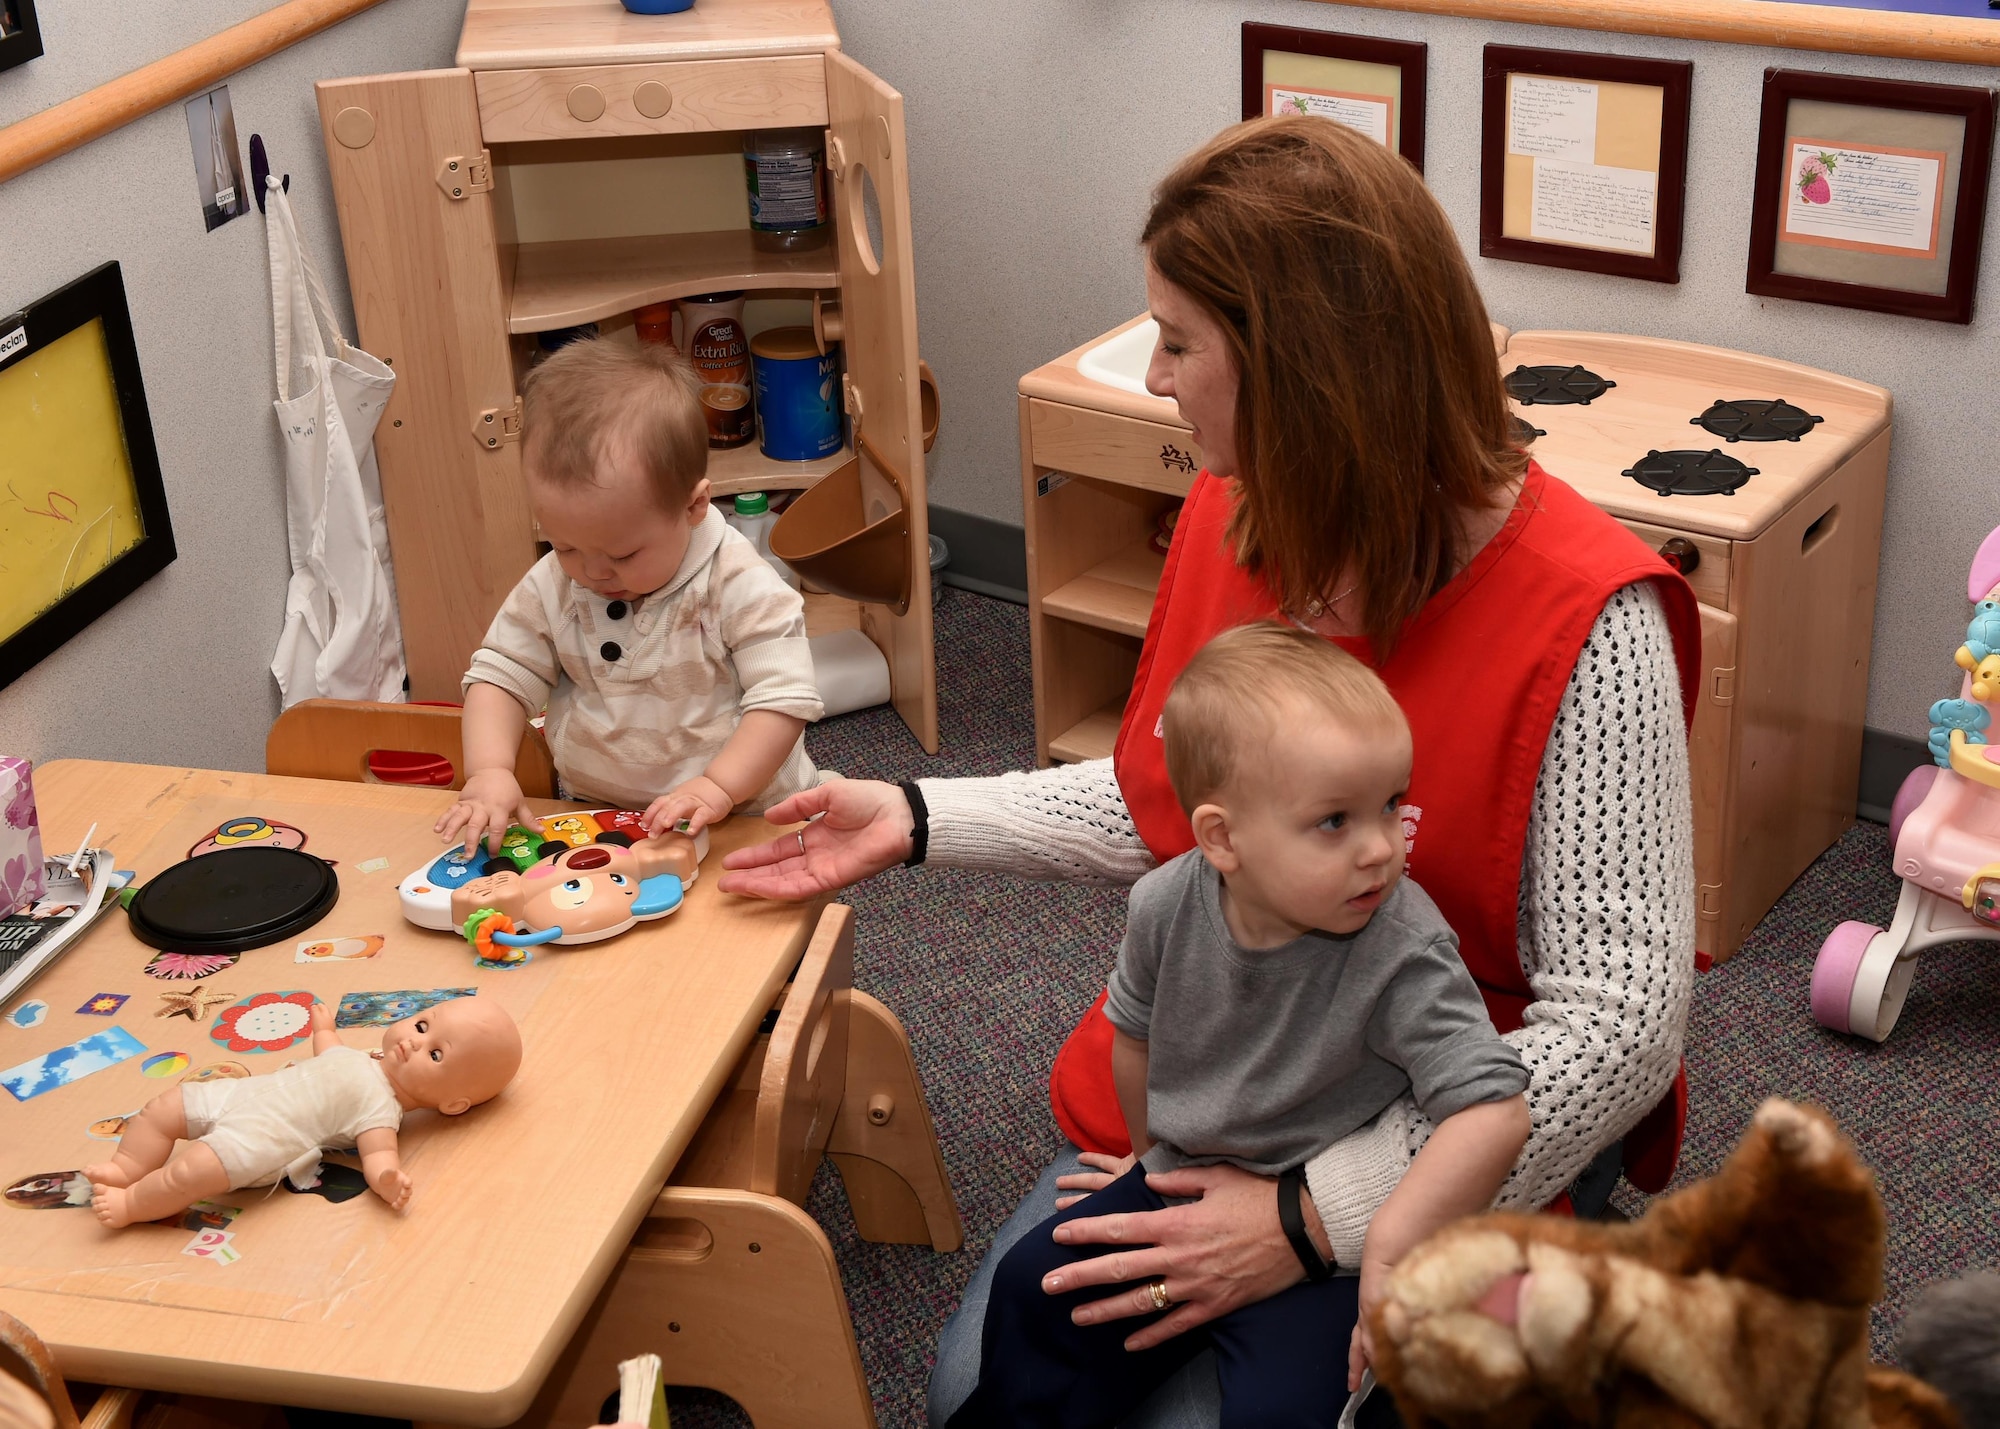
[{"xmin": 648, "ymin": 590, "xmax": 1996, "ymax": 1426}]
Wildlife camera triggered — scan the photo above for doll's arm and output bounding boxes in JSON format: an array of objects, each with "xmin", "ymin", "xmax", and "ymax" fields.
[
  {"xmin": 354, "ymin": 1127, "xmax": 412, "ymax": 1210},
  {"xmin": 308, "ymin": 1001, "xmax": 342, "ymax": 1057}
]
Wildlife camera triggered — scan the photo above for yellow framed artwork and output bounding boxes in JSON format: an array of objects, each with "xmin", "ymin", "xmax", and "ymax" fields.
[{"xmin": 1242, "ymin": 23, "xmax": 1427, "ymax": 171}]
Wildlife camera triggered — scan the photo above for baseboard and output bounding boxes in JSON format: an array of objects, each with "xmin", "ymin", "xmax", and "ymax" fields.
[
  {"xmin": 928, "ymin": 506, "xmax": 1027, "ymax": 605},
  {"xmin": 1857, "ymin": 727, "xmax": 1930, "ymax": 825}
]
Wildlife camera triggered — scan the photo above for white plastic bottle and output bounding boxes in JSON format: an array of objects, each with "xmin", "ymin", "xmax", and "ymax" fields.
[{"xmin": 726, "ymin": 491, "xmax": 799, "ymax": 589}]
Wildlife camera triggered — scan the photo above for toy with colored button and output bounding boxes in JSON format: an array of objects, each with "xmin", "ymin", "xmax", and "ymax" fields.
[{"xmin": 398, "ymin": 810, "xmax": 707, "ymax": 950}]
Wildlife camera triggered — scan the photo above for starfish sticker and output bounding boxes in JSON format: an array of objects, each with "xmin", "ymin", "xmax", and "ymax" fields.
[{"xmin": 156, "ymin": 987, "xmax": 235, "ymax": 1022}]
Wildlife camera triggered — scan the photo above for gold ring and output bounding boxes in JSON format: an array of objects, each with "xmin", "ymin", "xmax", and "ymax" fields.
[
  {"xmin": 1146, "ymin": 1280, "xmax": 1171, "ymax": 1312},
  {"xmin": 796, "ymin": 829, "xmax": 808, "ymax": 856}
]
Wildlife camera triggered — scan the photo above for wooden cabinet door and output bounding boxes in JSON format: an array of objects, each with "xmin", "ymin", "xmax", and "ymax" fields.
[
  {"xmin": 316, "ymin": 70, "xmax": 535, "ymax": 701},
  {"xmin": 825, "ymin": 52, "xmax": 937, "ymax": 753}
]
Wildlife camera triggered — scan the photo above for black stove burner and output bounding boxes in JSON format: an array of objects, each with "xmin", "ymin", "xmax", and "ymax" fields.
[
  {"xmin": 1504, "ymin": 364, "xmax": 1616, "ymax": 405},
  {"xmin": 1621, "ymin": 449, "xmax": 1760, "ymax": 497},
  {"xmin": 1508, "ymin": 414, "xmax": 1546, "ymax": 445},
  {"xmin": 1691, "ymin": 398, "xmax": 1824, "ymax": 443}
]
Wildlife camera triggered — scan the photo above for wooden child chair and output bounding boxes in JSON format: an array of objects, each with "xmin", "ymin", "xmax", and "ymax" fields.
[
  {"xmin": 0, "ymin": 1314, "xmax": 141, "ymax": 1429},
  {"xmin": 265, "ymin": 699, "xmax": 962, "ymax": 1429}
]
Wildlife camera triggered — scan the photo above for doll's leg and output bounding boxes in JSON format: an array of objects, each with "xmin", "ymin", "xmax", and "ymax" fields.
[
  {"xmin": 91, "ymin": 1143, "xmax": 231, "ymax": 1229},
  {"xmin": 83, "ymin": 1089, "xmax": 189, "ymax": 1189}
]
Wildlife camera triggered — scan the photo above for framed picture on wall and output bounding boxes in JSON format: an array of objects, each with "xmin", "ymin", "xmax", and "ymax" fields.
[
  {"xmin": 0, "ymin": 262, "xmax": 177, "ymax": 693},
  {"xmin": 0, "ymin": 0, "xmax": 43, "ymax": 72},
  {"xmin": 1479, "ymin": 45, "xmax": 1692, "ymax": 283},
  {"xmin": 1746, "ymin": 69, "xmax": 1995, "ymax": 325},
  {"xmin": 1241, "ymin": 23, "xmax": 1426, "ymax": 172}
]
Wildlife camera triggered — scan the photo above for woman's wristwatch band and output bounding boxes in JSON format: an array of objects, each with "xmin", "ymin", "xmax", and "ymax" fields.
[
  {"xmin": 899, "ymin": 781, "xmax": 929, "ymax": 868},
  {"xmin": 1278, "ymin": 1167, "xmax": 1337, "ymax": 1281}
]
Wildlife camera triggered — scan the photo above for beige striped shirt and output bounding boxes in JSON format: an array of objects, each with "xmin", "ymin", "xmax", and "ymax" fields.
[{"xmin": 464, "ymin": 508, "xmax": 821, "ymax": 811}]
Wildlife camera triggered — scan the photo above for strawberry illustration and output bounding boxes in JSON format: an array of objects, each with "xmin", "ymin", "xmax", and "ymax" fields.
[{"xmin": 1796, "ymin": 151, "xmax": 1838, "ymax": 205}]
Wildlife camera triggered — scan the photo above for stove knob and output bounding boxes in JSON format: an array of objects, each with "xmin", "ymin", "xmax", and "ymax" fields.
[{"xmin": 1658, "ymin": 537, "xmax": 1700, "ymax": 575}]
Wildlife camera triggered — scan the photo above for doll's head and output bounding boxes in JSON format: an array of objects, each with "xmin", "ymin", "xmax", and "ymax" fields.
[{"xmin": 374, "ymin": 997, "xmax": 522, "ymax": 1116}]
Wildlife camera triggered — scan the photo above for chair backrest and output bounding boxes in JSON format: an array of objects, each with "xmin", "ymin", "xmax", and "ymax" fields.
[
  {"xmin": 265, "ymin": 700, "xmax": 556, "ymax": 798},
  {"xmin": 0, "ymin": 1313, "xmax": 69, "ymax": 1429}
]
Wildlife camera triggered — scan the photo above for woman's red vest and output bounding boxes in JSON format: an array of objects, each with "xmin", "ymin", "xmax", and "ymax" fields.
[{"xmin": 1049, "ymin": 462, "xmax": 1702, "ymax": 1194}]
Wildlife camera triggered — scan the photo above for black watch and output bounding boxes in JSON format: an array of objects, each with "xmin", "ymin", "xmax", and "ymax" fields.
[
  {"xmin": 898, "ymin": 780, "xmax": 929, "ymax": 867},
  {"xmin": 1278, "ymin": 1167, "xmax": 1336, "ymax": 1281}
]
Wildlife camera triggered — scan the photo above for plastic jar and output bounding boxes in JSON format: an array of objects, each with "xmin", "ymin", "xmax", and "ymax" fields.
[
  {"xmin": 726, "ymin": 491, "xmax": 800, "ymax": 589},
  {"xmin": 633, "ymin": 302, "xmax": 675, "ymax": 348},
  {"xmin": 742, "ymin": 129, "xmax": 829, "ymax": 253},
  {"xmin": 751, "ymin": 326, "xmax": 842, "ymax": 461},
  {"xmin": 674, "ymin": 292, "xmax": 753, "ymax": 448}
]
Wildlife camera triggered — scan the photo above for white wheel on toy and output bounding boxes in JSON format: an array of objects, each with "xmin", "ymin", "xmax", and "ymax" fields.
[
  {"xmin": 1886, "ymin": 764, "xmax": 1939, "ymax": 852},
  {"xmin": 1810, "ymin": 921, "xmax": 1880, "ymax": 1034},
  {"xmin": 1846, "ymin": 924, "xmax": 1919, "ymax": 1043}
]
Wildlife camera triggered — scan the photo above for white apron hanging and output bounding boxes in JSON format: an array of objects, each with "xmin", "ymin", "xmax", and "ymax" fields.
[{"xmin": 264, "ymin": 173, "xmax": 406, "ymax": 705}]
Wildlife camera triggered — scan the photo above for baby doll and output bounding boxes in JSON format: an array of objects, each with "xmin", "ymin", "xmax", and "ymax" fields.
[{"xmin": 85, "ymin": 996, "xmax": 521, "ymax": 1227}]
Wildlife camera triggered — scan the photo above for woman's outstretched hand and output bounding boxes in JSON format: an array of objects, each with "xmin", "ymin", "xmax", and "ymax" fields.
[
  {"xmin": 1042, "ymin": 1162, "xmax": 1307, "ymax": 1351},
  {"xmin": 716, "ymin": 779, "xmax": 916, "ymax": 900}
]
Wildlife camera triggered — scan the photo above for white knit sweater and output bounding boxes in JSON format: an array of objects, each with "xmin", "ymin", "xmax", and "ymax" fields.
[{"xmin": 919, "ymin": 583, "xmax": 1696, "ymax": 1266}]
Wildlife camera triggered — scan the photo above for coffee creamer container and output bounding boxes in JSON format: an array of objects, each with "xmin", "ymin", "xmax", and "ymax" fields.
[{"xmin": 675, "ymin": 291, "xmax": 754, "ymax": 448}]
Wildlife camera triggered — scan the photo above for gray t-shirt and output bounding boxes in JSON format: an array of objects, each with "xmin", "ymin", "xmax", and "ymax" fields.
[{"xmin": 1103, "ymin": 850, "xmax": 1528, "ymax": 1177}]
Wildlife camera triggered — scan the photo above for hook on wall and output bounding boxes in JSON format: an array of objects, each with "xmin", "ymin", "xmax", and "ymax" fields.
[{"xmin": 248, "ymin": 134, "xmax": 289, "ymax": 213}]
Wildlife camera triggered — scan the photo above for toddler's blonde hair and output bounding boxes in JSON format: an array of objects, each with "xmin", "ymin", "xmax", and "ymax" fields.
[
  {"xmin": 521, "ymin": 337, "xmax": 708, "ymax": 507},
  {"xmin": 1163, "ymin": 621, "xmax": 1407, "ymax": 814}
]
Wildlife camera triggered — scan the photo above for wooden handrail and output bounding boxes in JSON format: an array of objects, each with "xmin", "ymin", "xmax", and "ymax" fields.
[
  {"xmin": 1310, "ymin": 0, "xmax": 2000, "ymax": 66},
  {"xmin": 0, "ymin": 0, "xmax": 393, "ymax": 186}
]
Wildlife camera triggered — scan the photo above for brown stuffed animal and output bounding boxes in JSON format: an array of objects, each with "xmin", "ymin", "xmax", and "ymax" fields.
[{"xmin": 1367, "ymin": 1098, "xmax": 1960, "ymax": 1428}]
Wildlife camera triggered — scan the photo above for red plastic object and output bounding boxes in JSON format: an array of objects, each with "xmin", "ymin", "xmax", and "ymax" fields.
[
  {"xmin": 367, "ymin": 750, "xmax": 455, "ymax": 786},
  {"xmin": 1810, "ymin": 921, "xmax": 1880, "ymax": 1032}
]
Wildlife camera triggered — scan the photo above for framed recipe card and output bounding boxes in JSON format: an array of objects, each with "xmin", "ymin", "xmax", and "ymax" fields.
[
  {"xmin": 1242, "ymin": 24, "xmax": 1427, "ymax": 172},
  {"xmin": 1746, "ymin": 70, "xmax": 1995, "ymax": 324},
  {"xmin": 1479, "ymin": 45, "xmax": 1692, "ymax": 283}
]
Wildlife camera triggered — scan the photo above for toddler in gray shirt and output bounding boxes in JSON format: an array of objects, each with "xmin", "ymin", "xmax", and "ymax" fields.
[{"xmin": 950, "ymin": 622, "xmax": 1529, "ymax": 1429}]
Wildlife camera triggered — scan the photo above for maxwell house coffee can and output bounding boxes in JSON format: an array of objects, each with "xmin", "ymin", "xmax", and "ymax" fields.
[{"xmin": 751, "ymin": 326, "xmax": 842, "ymax": 462}]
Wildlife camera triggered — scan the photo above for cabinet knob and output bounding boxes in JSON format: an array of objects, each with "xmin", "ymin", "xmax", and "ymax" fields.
[
  {"xmin": 332, "ymin": 106, "xmax": 375, "ymax": 149},
  {"xmin": 634, "ymin": 80, "xmax": 674, "ymax": 119},
  {"xmin": 1658, "ymin": 536, "xmax": 1700, "ymax": 575},
  {"xmin": 567, "ymin": 84, "xmax": 606, "ymax": 122}
]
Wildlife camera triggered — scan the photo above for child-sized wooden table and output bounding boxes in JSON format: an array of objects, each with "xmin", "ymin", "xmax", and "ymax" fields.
[{"xmin": 0, "ymin": 761, "xmax": 958, "ymax": 1428}]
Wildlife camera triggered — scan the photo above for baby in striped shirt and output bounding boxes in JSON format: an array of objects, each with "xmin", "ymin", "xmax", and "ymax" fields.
[{"xmin": 437, "ymin": 338, "xmax": 823, "ymax": 855}]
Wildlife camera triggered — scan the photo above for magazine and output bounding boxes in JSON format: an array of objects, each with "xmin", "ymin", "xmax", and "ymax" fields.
[{"xmin": 0, "ymin": 849, "xmax": 127, "ymax": 1006}]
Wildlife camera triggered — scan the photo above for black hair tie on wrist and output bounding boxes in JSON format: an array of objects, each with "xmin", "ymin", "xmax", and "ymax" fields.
[
  {"xmin": 1278, "ymin": 1167, "xmax": 1337, "ymax": 1282},
  {"xmin": 898, "ymin": 780, "xmax": 929, "ymax": 868}
]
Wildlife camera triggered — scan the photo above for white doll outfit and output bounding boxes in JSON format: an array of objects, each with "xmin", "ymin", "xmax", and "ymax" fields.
[{"xmin": 180, "ymin": 1045, "xmax": 403, "ymax": 1188}]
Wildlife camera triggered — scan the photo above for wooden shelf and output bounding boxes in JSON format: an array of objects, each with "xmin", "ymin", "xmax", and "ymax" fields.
[
  {"xmin": 1048, "ymin": 700, "xmax": 1125, "ymax": 764},
  {"xmin": 708, "ymin": 441, "xmax": 849, "ymax": 497},
  {"xmin": 509, "ymin": 229, "xmax": 839, "ymax": 332},
  {"xmin": 1041, "ymin": 542, "xmax": 1164, "ymax": 639}
]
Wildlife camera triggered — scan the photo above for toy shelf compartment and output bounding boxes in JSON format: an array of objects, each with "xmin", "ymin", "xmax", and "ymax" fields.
[
  {"xmin": 1049, "ymin": 696, "xmax": 1128, "ymax": 765},
  {"xmin": 1041, "ymin": 541, "xmax": 1163, "ymax": 640},
  {"xmin": 505, "ymin": 231, "xmax": 840, "ymax": 333}
]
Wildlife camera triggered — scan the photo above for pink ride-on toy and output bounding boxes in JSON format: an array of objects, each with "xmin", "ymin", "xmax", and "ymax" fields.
[{"xmin": 1811, "ymin": 523, "xmax": 2000, "ymax": 1041}]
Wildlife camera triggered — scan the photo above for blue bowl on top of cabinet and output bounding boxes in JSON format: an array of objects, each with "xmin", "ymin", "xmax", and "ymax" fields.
[{"xmin": 620, "ymin": 0, "xmax": 695, "ymax": 12}]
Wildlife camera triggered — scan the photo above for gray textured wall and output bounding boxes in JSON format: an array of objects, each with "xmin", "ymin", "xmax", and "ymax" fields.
[
  {"xmin": 0, "ymin": 0, "xmax": 462, "ymax": 773},
  {"xmin": 2, "ymin": 1, "xmax": 1990, "ymax": 772}
]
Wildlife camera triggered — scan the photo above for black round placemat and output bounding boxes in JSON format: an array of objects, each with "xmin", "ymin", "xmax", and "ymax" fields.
[{"xmin": 126, "ymin": 846, "xmax": 339, "ymax": 954}]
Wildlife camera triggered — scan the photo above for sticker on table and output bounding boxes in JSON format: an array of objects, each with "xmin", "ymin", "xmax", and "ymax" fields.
[
  {"xmin": 87, "ymin": 1111, "xmax": 137, "ymax": 1140},
  {"xmin": 209, "ymin": 991, "xmax": 318, "ymax": 1054},
  {"xmin": 5, "ymin": 1000, "xmax": 47, "ymax": 1029},
  {"xmin": 284, "ymin": 1162, "xmax": 368, "ymax": 1203},
  {"xmin": 356, "ymin": 858, "xmax": 391, "ymax": 875},
  {"xmin": 474, "ymin": 953, "xmax": 532, "ymax": 972},
  {"xmin": 4, "ymin": 1171, "xmax": 93, "ymax": 1209},
  {"xmin": 2, "ymin": 1027, "xmax": 148, "ymax": 1101},
  {"xmin": 141, "ymin": 1051, "xmax": 190, "ymax": 1079},
  {"xmin": 156, "ymin": 1198, "xmax": 239, "ymax": 1232},
  {"xmin": 156, "ymin": 986, "xmax": 234, "ymax": 1022},
  {"xmin": 182, "ymin": 1227, "xmax": 240, "ymax": 1263},
  {"xmin": 187, "ymin": 815, "xmax": 309, "ymax": 860},
  {"xmin": 180, "ymin": 1060, "xmax": 249, "ymax": 1085},
  {"xmin": 75, "ymin": 992, "xmax": 129, "ymax": 1017},
  {"xmin": 144, "ymin": 950, "xmax": 239, "ymax": 981},
  {"xmin": 295, "ymin": 934, "xmax": 385, "ymax": 964},
  {"xmin": 335, "ymin": 988, "xmax": 475, "ymax": 1029}
]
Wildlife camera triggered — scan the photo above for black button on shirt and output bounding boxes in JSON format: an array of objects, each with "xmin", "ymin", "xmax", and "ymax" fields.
[
  {"xmin": 605, "ymin": 600, "xmax": 628, "ymax": 620},
  {"xmin": 600, "ymin": 641, "xmax": 622, "ymax": 662}
]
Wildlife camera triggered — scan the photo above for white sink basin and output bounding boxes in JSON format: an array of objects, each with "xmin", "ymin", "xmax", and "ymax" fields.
[{"xmin": 1076, "ymin": 318, "xmax": 1159, "ymax": 396}]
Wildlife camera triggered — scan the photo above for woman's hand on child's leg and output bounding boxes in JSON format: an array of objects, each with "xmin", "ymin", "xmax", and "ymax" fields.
[
  {"xmin": 644, "ymin": 776, "xmax": 735, "ymax": 837},
  {"xmin": 1055, "ymin": 1150, "xmax": 1137, "ymax": 1210},
  {"xmin": 435, "ymin": 769, "xmax": 534, "ymax": 855},
  {"xmin": 1351, "ymin": 1250, "xmax": 1388, "ymax": 1390}
]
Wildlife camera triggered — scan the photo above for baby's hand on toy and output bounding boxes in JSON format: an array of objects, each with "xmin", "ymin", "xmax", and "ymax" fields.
[
  {"xmin": 369, "ymin": 1164, "xmax": 413, "ymax": 1211},
  {"xmin": 310, "ymin": 1001, "xmax": 336, "ymax": 1035},
  {"xmin": 645, "ymin": 776, "xmax": 734, "ymax": 838},
  {"xmin": 436, "ymin": 769, "xmax": 534, "ymax": 855},
  {"xmin": 1054, "ymin": 1150, "xmax": 1137, "ymax": 1210}
]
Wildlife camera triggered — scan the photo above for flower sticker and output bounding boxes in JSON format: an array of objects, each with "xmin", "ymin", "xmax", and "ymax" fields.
[
  {"xmin": 209, "ymin": 991, "xmax": 318, "ymax": 1054},
  {"xmin": 144, "ymin": 951, "xmax": 239, "ymax": 981}
]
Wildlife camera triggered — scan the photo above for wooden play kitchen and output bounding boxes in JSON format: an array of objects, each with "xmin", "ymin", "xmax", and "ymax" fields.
[
  {"xmin": 316, "ymin": 0, "xmax": 940, "ymax": 751},
  {"xmin": 0, "ymin": 761, "xmax": 959, "ymax": 1429},
  {"xmin": 1020, "ymin": 321, "xmax": 1890, "ymax": 963}
]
